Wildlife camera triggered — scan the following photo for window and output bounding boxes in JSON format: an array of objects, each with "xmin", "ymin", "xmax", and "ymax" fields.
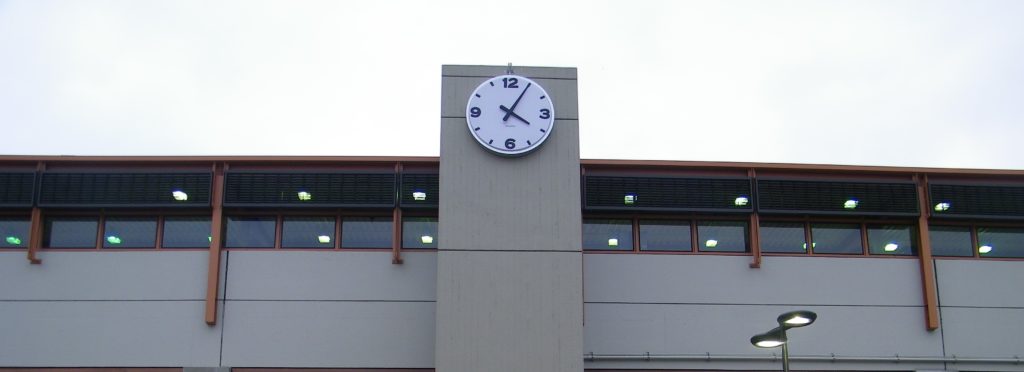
[
  {"xmin": 929, "ymin": 226, "xmax": 973, "ymax": 257},
  {"xmin": 760, "ymin": 222, "xmax": 807, "ymax": 253},
  {"xmin": 103, "ymin": 217, "xmax": 157, "ymax": 248},
  {"xmin": 44, "ymin": 217, "xmax": 99, "ymax": 248},
  {"xmin": 162, "ymin": 217, "xmax": 211, "ymax": 248},
  {"xmin": 341, "ymin": 217, "xmax": 392, "ymax": 248},
  {"xmin": 282, "ymin": 216, "xmax": 336, "ymax": 248},
  {"xmin": 867, "ymin": 225, "xmax": 916, "ymax": 256},
  {"xmin": 1, "ymin": 218, "xmax": 30, "ymax": 248},
  {"xmin": 977, "ymin": 227, "xmax": 1024, "ymax": 258},
  {"xmin": 583, "ymin": 219, "xmax": 632, "ymax": 251},
  {"xmin": 639, "ymin": 220, "xmax": 691, "ymax": 251},
  {"xmin": 697, "ymin": 221, "xmax": 747, "ymax": 252},
  {"xmin": 225, "ymin": 216, "xmax": 276, "ymax": 248},
  {"xmin": 810, "ymin": 223, "xmax": 862, "ymax": 254},
  {"xmin": 402, "ymin": 217, "xmax": 438, "ymax": 249}
]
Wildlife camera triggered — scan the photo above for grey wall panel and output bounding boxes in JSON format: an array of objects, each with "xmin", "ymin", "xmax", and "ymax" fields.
[
  {"xmin": 0, "ymin": 301, "xmax": 220, "ymax": 367},
  {"xmin": 584, "ymin": 303, "xmax": 944, "ymax": 371},
  {"xmin": 584, "ymin": 255, "xmax": 923, "ymax": 306},
  {"xmin": 224, "ymin": 251, "xmax": 436, "ymax": 301},
  {"xmin": 220, "ymin": 300, "xmax": 435, "ymax": 368},
  {"xmin": 0, "ymin": 251, "xmax": 209, "ymax": 300},
  {"xmin": 435, "ymin": 250, "xmax": 583, "ymax": 372},
  {"xmin": 941, "ymin": 307, "xmax": 1024, "ymax": 359},
  {"xmin": 441, "ymin": 76, "xmax": 579, "ymax": 120},
  {"xmin": 442, "ymin": 65, "xmax": 577, "ymax": 79},
  {"xmin": 935, "ymin": 259, "xmax": 1024, "ymax": 307},
  {"xmin": 438, "ymin": 118, "xmax": 581, "ymax": 252}
]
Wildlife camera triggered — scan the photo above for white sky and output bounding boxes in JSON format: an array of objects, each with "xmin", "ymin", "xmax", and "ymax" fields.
[{"xmin": 1, "ymin": 0, "xmax": 1022, "ymax": 169}]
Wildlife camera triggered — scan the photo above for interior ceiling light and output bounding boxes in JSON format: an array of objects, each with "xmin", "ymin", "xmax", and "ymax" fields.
[
  {"xmin": 734, "ymin": 196, "xmax": 749, "ymax": 206},
  {"xmin": 884, "ymin": 243, "xmax": 899, "ymax": 252},
  {"xmin": 297, "ymin": 191, "xmax": 312, "ymax": 201},
  {"xmin": 979, "ymin": 245, "xmax": 993, "ymax": 254},
  {"xmin": 607, "ymin": 238, "xmax": 619, "ymax": 247},
  {"xmin": 413, "ymin": 190, "xmax": 427, "ymax": 201},
  {"xmin": 843, "ymin": 199, "xmax": 859, "ymax": 209},
  {"xmin": 934, "ymin": 202, "xmax": 950, "ymax": 212},
  {"xmin": 421, "ymin": 235, "xmax": 434, "ymax": 244},
  {"xmin": 317, "ymin": 235, "xmax": 331, "ymax": 244},
  {"xmin": 705, "ymin": 239, "xmax": 718, "ymax": 248},
  {"xmin": 171, "ymin": 190, "xmax": 188, "ymax": 201},
  {"xmin": 801, "ymin": 242, "xmax": 816, "ymax": 250},
  {"xmin": 624, "ymin": 194, "xmax": 636, "ymax": 205},
  {"xmin": 106, "ymin": 236, "xmax": 122, "ymax": 244},
  {"xmin": 5, "ymin": 236, "xmax": 21, "ymax": 245}
]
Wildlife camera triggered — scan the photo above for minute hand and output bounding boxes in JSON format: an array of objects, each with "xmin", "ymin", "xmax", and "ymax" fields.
[{"xmin": 501, "ymin": 82, "xmax": 532, "ymax": 122}]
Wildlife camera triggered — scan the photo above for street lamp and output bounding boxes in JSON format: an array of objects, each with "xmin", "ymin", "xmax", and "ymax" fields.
[{"xmin": 750, "ymin": 310, "xmax": 817, "ymax": 372}]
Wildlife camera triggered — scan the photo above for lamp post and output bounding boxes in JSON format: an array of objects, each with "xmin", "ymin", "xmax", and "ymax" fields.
[{"xmin": 750, "ymin": 310, "xmax": 817, "ymax": 372}]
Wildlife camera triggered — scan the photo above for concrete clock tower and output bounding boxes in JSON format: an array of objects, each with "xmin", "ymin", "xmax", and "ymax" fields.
[{"xmin": 435, "ymin": 65, "xmax": 583, "ymax": 372}]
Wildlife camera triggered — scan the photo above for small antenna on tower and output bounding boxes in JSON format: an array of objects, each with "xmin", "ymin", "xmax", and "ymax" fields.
[{"xmin": 506, "ymin": 63, "xmax": 514, "ymax": 74}]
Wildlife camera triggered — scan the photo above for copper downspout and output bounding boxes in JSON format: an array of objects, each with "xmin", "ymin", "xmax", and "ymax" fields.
[
  {"xmin": 915, "ymin": 174, "xmax": 940, "ymax": 331},
  {"xmin": 748, "ymin": 169, "xmax": 761, "ymax": 268},
  {"xmin": 392, "ymin": 162, "xmax": 404, "ymax": 265},
  {"xmin": 204, "ymin": 163, "xmax": 226, "ymax": 325},
  {"xmin": 27, "ymin": 161, "xmax": 45, "ymax": 264}
]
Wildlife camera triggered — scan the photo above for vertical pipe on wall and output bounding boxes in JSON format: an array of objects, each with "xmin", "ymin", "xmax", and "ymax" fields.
[
  {"xmin": 748, "ymin": 169, "xmax": 762, "ymax": 268},
  {"xmin": 204, "ymin": 162, "xmax": 226, "ymax": 325},
  {"xmin": 915, "ymin": 174, "xmax": 940, "ymax": 331},
  {"xmin": 27, "ymin": 162, "xmax": 45, "ymax": 264},
  {"xmin": 392, "ymin": 162, "xmax": 404, "ymax": 265}
]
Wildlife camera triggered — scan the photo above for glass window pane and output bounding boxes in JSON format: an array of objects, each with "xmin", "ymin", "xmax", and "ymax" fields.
[
  {"xmin": 103, "ymin": 218, "xmax": 156, "ymax": 248},
  {"xmin": 697, "ymin": 221, "xmax": 747, "ymax": 252},
  {"xmin": 44, "ymin": 217, "xmax": 98, "ymax": 248},
  {"xmin": 1, "ymin": 218, "xmax": 30, "ymax": 248},
  {"xmin": 403, "ymin": 217, "xmax": 438, "ymax": 249},
  {"xmin": 341, "ymin": 217, "xmax": 392, "ymax": 248},
  {"xmin": 760, "ymin": 222, "xmax": 807, "ymax": 253},
  {"xmin": 283, "ymin": 216, "xmax": 335, "ymax": 248},
  {"xmin": 163, "ymin": 217, "xmax": 211, "ymax": 248},
  {"xmin": 930, "ymin": 226, "xmax": 972, "ymax": 257},
  {"xmin": 811, "ymin": 223, "xmax": 862, "ymax": 254},
  {"xmin": 639, "ymin": 220, "xmax": 691, "ymax": 251},
  {"xmin": 977, "ymin": 227, "xmax": 1024, "ymax": 258},
  {"xmin": 583, "ymin": 219, "xmax": 632, "ymax": 251},
  {"xmin": 868, "ymin": 225, "xmax": 916, "ymax": 256},
  {"xmin": 225, "ymin": 216, "xmax": 276, "ymax": 248}
]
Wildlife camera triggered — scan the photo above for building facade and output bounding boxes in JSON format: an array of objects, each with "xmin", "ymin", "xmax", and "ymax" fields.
[{"xmin": 1, "ymin": 65, "xmax": 1023, "ymax": 372}]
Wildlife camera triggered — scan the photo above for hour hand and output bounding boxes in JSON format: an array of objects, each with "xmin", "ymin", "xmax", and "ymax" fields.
[{"xmin": 499, "ymin": 105, "xmax": 531, "ymax": 125}]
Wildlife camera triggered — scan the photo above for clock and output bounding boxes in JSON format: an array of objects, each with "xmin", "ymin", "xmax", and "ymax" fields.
[{"xmin": 465, "ymin": 74, "xmax": 555, "ymax": 156}]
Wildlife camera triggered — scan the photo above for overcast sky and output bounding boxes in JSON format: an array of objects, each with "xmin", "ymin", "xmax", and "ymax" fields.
[{"xmin": 1, "ymin": 1, "xmax": 1022, "ymax": 169}]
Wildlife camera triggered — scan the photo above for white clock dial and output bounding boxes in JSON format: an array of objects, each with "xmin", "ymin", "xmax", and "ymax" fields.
[{"xmin": 465, "ymin": 74, "xmax": 555, "ymax": 156}]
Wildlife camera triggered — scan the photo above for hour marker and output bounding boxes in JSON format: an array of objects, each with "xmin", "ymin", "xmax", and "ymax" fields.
[
  {"xmin": 540, "ymin": 95, "xmax": 546, "ymax": 99},
  {"xmin": 475, "ymin": 93, "xmax": 481, "ymax": 98},
  {"xmin": 489, "ymin": 81, "xmax": 494, "ymax": 86},
  {"xmin": 527, "ymin": 140, "xmax": 532, "ymax": 145},
  {"xmin": 488, "ymin": 139, "xmax": 493, "ymax": 144},
  {"xmin": 540, "ymin": 128, "xmax": 546, "ymax": 133},
  {"xmin": 474, "ymin": 127, "xmax": 480, "ymax": 131}
]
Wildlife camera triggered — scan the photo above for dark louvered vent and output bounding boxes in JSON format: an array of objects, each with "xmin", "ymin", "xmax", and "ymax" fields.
[
  {"xmin": 0, "ymin": 172, "xmax": 36, "ymax": 207},
  {"xmin": 39, "ymin": 172, "xmax": 211, "ymax": 207},
  {"xmin": 224, "ymin": 172, "xmax": 395, "ymax": 207},
  {"xmin": 584, "ymin": 175, "xmax": 752, "ymax": 212},
  {"xmin": 757, "ymin": 179, "xmax": 918, "ymax": 216},
  {"xmin": 930, "ymin": 183, "xmax": 1024, "ymax": 219},
  {"xmin": 400, "ymin": 173, "xmax": 439, "ymax": 208}
]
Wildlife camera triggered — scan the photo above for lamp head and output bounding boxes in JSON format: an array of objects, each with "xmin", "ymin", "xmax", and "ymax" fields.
[
  {"xmin": 777, "ymin": 310, "xmax": 817, "ymax": 328},
  {"xmin": 750, "ymin": 326, "xmax": 787, "ymax": 348}
]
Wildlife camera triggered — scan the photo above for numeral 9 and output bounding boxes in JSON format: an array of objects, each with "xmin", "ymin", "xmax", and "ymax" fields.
[{"xmin": 470, "ymin": 107, "xmax": 481, "ymax": 117}]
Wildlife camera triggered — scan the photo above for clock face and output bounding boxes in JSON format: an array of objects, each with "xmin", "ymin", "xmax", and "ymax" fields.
[{"xmin": 465, "ymin": 74, "xmax": 555, "ymax": 156}]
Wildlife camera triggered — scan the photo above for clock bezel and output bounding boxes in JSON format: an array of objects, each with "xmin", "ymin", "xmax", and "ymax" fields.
[{"xmin": 465, "ymin": 74, "xmax": 555, "ymax": 157}]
